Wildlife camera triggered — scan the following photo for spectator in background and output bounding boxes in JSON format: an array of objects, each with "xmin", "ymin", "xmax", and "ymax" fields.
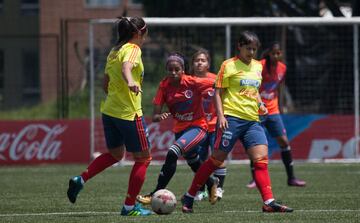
[
  {"xmin": 181, "ymin": 31, "xmax": 293, "ymax": 213},
  {"xmin": 246, "ymin": 42, "xmax": 306, "ymax": 189},
  {"xmin": 67, "ymin": 16, "xmax": 153, "ymax": 216}
]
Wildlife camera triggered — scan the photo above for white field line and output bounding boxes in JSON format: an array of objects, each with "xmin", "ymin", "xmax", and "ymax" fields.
[
  {"xmin": 1, "ymin": 209, "xmax": 359, "ymax": 217},
  {"xmin": 113, "ymin": 158, "xmax": 360, "ymax": 167}
]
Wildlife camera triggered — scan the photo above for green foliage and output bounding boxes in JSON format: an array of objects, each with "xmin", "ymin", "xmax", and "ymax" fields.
[
  {"xmin": 0, "ymin": 163, "xmax": 359, "ymax": 222},
  {"xmin": 0, "ymin": 100, "xmax": 58, "ymax": 120},
  {"xmin": 0, "ymin": 83, "xmax": 158, "ymax": 120}
]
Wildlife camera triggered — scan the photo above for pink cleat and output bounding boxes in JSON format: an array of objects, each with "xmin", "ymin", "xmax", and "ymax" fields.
[
  {"xmin": 246, "ymin": 180, "xmax": 257, "ymax": 189},
  {"xmin": 288, "ymin": 178, "xmax": 306, "ymax": 187}
]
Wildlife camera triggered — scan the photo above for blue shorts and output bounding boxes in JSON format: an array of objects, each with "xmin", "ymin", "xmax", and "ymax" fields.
[
  {"xmin": 197, "ymin": 131, "xmax": 215, "ymax": 161},
  {"xmin": 214, "ymin": 116, "xmax": 268, "ymax": 152},
  {"xmin": 174, "ymin": 127, "xmax": 207, "ymax": 158},
  {"xmin": 261, "ymin": 114, "xmax": 286, "ymax": 138},
  {"xmin": 102, "ymin": 114, "xmax": 150, "ymax": 152}
]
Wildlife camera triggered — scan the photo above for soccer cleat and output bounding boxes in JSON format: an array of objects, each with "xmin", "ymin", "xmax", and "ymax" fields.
[
  {"xmin": 246, "ymin": 180, "xmax": 257, "ymax": 189},
  {"xmin": 136, "ymin": 193, "xmax": 152, "ymax": 205},
  {"xmin": 194, "ymin": 190, "xmax": 208, "ymax": 201},
  {"xmin": 216, "ymin": 187, "xmax": 224, "ymax": 200},
  {"xmin": 181, "ymin": 194, "xmax": 194, "ymax": 213},
  {"xmin": 262, "ymin": 200, "xmax": 293, "ymax": 213},
  {"xmin": 120, "ymin": 203, "xmax": 152, "ymax": 216},
  {"xmin": 208, "ymin": 177, "xmax": 219, "ymax": 205},
  {"xmin": 288, "ymin": 178, "xmax": 306, "ymax": 187},
  {"xmin": 67, "ymin": 176, "xmax": 83, "ymax": 204}
]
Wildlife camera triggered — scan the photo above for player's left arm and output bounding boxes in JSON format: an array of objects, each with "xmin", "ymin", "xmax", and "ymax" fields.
[
  {"xmin": 152, "ymin": 105, "xmax": 171, "ymax": 122},
  {"xmin": 103, "ymin": 73, "xmax": 109, "ymax": 94}
]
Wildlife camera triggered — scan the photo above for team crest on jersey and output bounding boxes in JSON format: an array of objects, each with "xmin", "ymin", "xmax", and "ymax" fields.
[
  {"xmin": 184, "ymin": 90, "xmax": 193, "ymax": 99},
  {"xmin": 222, "ymin": 139, "xmax": 230, "ymax": 147},
  {"xmin": 207, "ymin": 89, "xmax": 215, "ymax": 97}
]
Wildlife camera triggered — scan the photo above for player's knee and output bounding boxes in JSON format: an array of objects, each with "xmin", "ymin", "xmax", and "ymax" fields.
[
  {"xmin": 252, "ymin": 155, "xmax": 269, "ymax": 165},
  {"xmin": 209, "ymin": 156, "xmax": 224, "ymax": 168},
  {"xmin": 109, "ymin": 147, "xmax": 125, "ymax": 160},
  {"xmin": 277, "ymin": 137, "xmax": 289, "ymax": 148},
  {"xmin": 280, "ymin": 145, "xmax": 291, "ymax": 151},
  {"xmin": 134, "ymin": 156, "xmax": 152, "ymax": 166},
  {"xmin": 186, "ymin": 154, "xmax": 200, "ymax": 165},
  {"xmin": 166, "ymin": 144, "xmax": 181, "ymax": 163}
]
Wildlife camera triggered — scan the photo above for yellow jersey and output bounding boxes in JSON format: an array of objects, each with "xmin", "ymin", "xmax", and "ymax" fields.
[
  {"xmin": 215, "ymin": 57, "xmax": 262, "ymax": 121},
  {"xmin": 101, "ymin": 43, "xmax": 144, "ymax": 120}
]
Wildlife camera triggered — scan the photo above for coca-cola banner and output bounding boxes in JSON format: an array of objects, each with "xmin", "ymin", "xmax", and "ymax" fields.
[
  {"xmin": 0, "ymin": 120, "xmax": 90, "ymax": 165},
  {"xmin": 96, "ymin": 115, "xmax": 359, "ymax": 161},
  {"xmin": 1, "ymin": 115, "xmax": 358, "ymax": 165}
]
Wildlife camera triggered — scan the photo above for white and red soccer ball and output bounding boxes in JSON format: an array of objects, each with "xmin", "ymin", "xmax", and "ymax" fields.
[{"xmin": 151, "ymin": 189, "xmax": 177, "ymax": 215}]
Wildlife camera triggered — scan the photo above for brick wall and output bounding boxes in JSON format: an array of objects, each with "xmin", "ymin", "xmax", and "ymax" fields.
[{"xmin": 39, "ymin": 0, "xmax": 143, "ymax": 102}]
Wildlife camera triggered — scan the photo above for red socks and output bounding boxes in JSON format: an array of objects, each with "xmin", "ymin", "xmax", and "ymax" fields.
[
  {"xmin": 81, "ymin": 153, "xmax": 118, "ymax": 182},
  {"xmin": 124, "ymin": 159, "xmax": 151, "ymax": 206},
  {"xmin": 188, "ymin": 157, "xmax": 219, "ymax": 196},
  {"xmin": 253, "ymin": 157, "xmax": 273, "ymax": 201}
]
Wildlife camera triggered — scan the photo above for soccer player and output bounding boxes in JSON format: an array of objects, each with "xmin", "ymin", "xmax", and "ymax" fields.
[
  {"xmin": 190, "ymin": 49, "xmax": 227, "ymax": 201},
  {"xmin": 136, "ymin": 53, "xmax": 219, "ymax": 205},
  {"xmin": 246, "ymin": 42, "xmax": 306, "ymax": 189},
  {"xmin": 67, "ymin": 16, "xmax": 153, "ymax": 216},
  {"xmin": 181, "ymin": 31, "xmax": 293, "ymax": 213}
]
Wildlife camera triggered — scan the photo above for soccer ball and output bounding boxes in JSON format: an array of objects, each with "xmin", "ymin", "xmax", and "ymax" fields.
[{"xmin": 151, "ymin": 189, "xmax": 177, "ymax": 215}]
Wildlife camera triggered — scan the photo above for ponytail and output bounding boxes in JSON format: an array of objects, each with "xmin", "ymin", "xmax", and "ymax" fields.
[{"xmin": 115, "ymin": 16, "xmax": 147, "ymax": 47}]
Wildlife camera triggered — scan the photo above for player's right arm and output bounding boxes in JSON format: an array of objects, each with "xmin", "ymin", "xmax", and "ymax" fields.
[
  {"xmin": 152, "ymin": 81, "xmax": 171, "ymax": 122},
  {"xmin": 215, "ymin": 62, "xmax": 229, "ymax": 131},
  {"xmin": 215, "ymin": 88, "xmax": 228, "ymax": 131}
]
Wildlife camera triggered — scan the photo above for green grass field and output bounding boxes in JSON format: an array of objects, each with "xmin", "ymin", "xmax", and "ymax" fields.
[{"xmin": 1, "ymin": 163, "xmax": 359, "ymax": 223}]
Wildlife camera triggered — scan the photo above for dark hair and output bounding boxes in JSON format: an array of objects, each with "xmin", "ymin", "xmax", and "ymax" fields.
[
  {"xmin": 237, "ymin": 31, "xmax": 261, "ymax": 48},
  {"xmin": 166, "ymin": 52, "xmax": 188, "ymax": 73},
  {"xmin": 115, "ymin": 16, "xmax": 147, "ymax": 46},
  {"xmin": 190, "ymin": 48, "xmax": 211, "ymax": 74},
  {"xmin": 261, "ymin": 41, "xmax": 281, "ymax": 71}
]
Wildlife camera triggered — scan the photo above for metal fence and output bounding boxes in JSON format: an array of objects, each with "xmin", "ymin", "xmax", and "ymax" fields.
[{"xmin": 89, "ymin": 17, "xmax": 360, "ymax": 159}]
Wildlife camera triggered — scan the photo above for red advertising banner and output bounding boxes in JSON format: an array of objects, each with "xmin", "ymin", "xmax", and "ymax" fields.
[
  {"xmin": 0, "ymin": 120, "xmax": 90, "ymax": 165},
  {"xmin": 0, "ymin": 115, "xmax": 358, "ymax": 165}
]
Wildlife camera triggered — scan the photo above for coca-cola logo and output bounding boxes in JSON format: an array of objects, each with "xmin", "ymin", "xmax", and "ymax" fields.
[
  {"xmin": 147, "ymin": 122, "xmax": 174, "ymax": 157},
  {"xmin": 174, "ymin": 112, "xmax": 194, "ymax": 121},
  {"xmin": 0, "ymin": 124, "xmax": 67, "ymax": 161}
]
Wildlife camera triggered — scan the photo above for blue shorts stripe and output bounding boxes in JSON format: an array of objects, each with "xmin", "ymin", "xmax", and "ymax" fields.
[{"xmin": 183, "ymin": 129, "xmax": 206, "ymax": 153}]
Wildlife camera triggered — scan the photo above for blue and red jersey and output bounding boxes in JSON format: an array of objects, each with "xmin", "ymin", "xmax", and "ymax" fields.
[
  {"xmin": 153, "ymin": 74, "xmax": 215, "ymax": 133},
  {"xmin": 200, "ymin": 72, "xmax": 217, "ymax": 133},
  {"xmin": 259, "ymin": 59, "xmax": 287, "ymax": 115}
]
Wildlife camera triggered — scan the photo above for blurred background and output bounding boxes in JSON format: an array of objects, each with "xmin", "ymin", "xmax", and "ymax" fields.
[
  {"xmin": 0, "ymin": 0, "xmax": 359, "ymax": 163},
  {"xmin": 0, "ymin": 0, "xmax": 359, "ymax": 119}
]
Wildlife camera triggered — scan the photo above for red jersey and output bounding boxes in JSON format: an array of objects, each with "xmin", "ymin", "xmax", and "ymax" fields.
[
  {"xmin": 200, "ymin": 72, "xmax": 217, "ymax": 132},
  {"xmin": 153, "ymin": 74, "xmax": 215, "ymax": 133},
  {"xmin": 259, "ymin": 59, "xmax": 286, "ymax": 114}
]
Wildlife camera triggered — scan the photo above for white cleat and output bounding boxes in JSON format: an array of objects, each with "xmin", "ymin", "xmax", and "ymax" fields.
[
  {"xmin": 194, "ymin": 191, "xmax": 208, "ymax": 201},
  {"xmin": 216, "ymin": 187, "xmax": 224, "ymax": 200}
]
